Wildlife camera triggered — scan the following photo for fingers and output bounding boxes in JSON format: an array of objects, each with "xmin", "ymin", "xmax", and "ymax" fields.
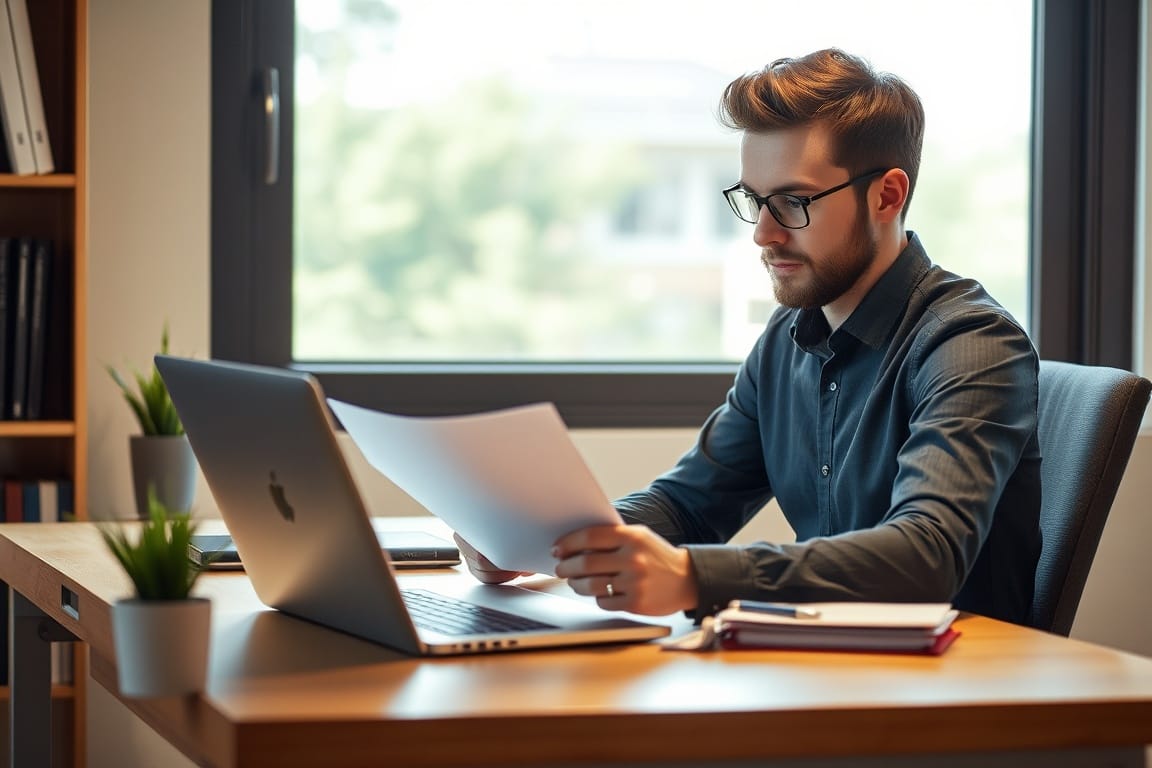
[
  {"xmin": 454, "ymin": 523, "xmax": 696, "ymax": 616},
  {"xmin": 566, "ymin": 575, "xmax": 628, "ymax": 610},
  {"xmin": 553, "ymin": 550, "xmax": 619, "ymax": 581},
  {"xmin": 567, "ymin": 569, "xmax": 634, "ymax": 612},
  {"xmin": 553, "ymin": 527, "xmax": 631, "ymax": 607},
  {"xmin": 553, "ymin": 524, "xmax": 699, "ymax": 616},
  {"xmin": 552, "ymin": 524, "xmax": 629, "ymax": 559},
  {"xmin": 552, "ymin": 526, "xmax": 625, "ymax": 599},
  {"xmin": 452, "ymin": 532, "xmax": 531, "ymax": 585}
]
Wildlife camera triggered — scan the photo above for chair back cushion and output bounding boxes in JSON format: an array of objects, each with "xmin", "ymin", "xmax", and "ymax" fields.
[{"xmin": 1033, "ymin": 360, "xmax": 1150, "ymax": 634}]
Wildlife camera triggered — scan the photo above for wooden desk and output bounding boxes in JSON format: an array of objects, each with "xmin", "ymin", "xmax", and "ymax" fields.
[{"xmin": 4, "ymin": 520, "xmax": 1152, "ymax": 768}]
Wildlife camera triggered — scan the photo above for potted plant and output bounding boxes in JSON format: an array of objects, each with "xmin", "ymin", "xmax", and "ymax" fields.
[
  {"xmin": 107, "ymin": 323, "xmax": 196, "ymax": 518},
  {"xmin": 100, "ymin": 491, "xmax": 211, "ymax": 697}
]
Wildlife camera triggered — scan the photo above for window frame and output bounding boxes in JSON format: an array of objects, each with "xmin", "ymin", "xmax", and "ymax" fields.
[
  {"xmin": 1029, "ymin": 0, "xmax": 1141, "ymax": 367},
  {"xmin": 211, "ymin": 0, "xmax": 1140, "ymax": 428}
]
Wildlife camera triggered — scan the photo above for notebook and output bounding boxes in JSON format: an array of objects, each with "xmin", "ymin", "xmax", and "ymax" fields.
[
  {"xmin": 188, "ymin": 529, "xmax": 462, "ymax": 570},
  {"xmin": 155, "ymin": 355, "xmax": 670, "ymax": 655},
  {"xmin": 715, "ymin": 602, "xmax": 960, "ymax": 655}
]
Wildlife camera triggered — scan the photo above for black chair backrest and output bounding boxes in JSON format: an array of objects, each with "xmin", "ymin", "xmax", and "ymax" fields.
[{"xmin": 1032, "ymin": 360, "xmax": 1150, "ymax": 635}]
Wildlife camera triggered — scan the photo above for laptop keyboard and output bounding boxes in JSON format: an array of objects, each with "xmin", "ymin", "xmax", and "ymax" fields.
[{"xmin": 401, "ymin": 588, "xmax": 557, "ymax": 636}]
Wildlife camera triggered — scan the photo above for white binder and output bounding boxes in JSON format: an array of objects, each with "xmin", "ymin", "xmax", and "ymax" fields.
[
  {"xmin": 0, "ymin": 0, "xmax": 34, "ymax": 174},
  {"xmin": 4, "ymin": 0, "xmax": 52, "ymax": 173}
]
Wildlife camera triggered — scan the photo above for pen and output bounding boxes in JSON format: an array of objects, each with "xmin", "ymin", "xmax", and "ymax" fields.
[{"xmin": 732, "ymin": 600, "xmax": 821, "ymax": 619}]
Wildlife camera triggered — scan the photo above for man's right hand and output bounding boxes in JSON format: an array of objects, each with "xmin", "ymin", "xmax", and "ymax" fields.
[{"xmin": 453, "ymin": 533, "xmax": 534, "ymax": 584}]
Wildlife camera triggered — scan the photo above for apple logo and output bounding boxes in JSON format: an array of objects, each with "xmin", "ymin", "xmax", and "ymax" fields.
[{"xmin": 267, "ymin": 471, "xmax": 295, "ymax": 522}]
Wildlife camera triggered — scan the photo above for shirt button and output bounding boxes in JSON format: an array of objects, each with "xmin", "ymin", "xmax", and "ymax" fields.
[
  {"xmin": 828, "ymin": 382, "xmax": 838, "ymax": 392},
  {"xmin": 821, "ymin": 464, "xmax": 831, "ymax": 477}
]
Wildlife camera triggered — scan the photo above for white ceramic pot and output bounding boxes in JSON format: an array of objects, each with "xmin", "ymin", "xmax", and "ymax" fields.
[{"xmin": 111, "ymin": 597, "xmax": 211, "ymax": 698}]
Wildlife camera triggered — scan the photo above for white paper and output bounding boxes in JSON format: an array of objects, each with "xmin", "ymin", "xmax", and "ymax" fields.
[
  {"xmin": 328, "ymin": 399, "xmax": 620, "ymax": 575},
  {"xmin": 720, "ymin": 602, "xmax": 957, "ymax": 629}
]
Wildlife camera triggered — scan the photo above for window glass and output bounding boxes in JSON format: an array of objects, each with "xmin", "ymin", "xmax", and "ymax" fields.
[{"xmin": 293, "ymin": 0, "xmax": 1033, "ymax": 363}]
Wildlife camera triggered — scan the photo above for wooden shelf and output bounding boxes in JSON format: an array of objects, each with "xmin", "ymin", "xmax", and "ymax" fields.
[
  {"xmin": 0, "ymin": 0, "xmax": 88, "ymax": 764},
  {"xmin": 0, "ymin": 685, "xmax": 75, "ymax": 702},
  {"xmin": 0, "ymin": 174, "xmax": 77, "ymax": 189},
  {"xmin": 0, "ymin": 421, "xmax": 76, "ymax": 438}
]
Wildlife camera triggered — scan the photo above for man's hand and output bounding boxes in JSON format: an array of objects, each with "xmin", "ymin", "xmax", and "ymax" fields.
[
  {"xmin": 453, "ymin": 533, "xmax": 534, "ymax": 584},
  {"xmin": 552, "ymin": 524, "xmax": 698, "ymax": 616}
]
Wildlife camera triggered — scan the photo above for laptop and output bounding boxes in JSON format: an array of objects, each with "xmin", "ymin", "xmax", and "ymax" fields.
[{"xmin": 155, "ymin": 354, "xmax": 670, "ymax": 655}]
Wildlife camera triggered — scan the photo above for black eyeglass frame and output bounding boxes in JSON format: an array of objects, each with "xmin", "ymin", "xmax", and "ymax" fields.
[{"xmin": 722, "ymin": 167, "xmax": 889, "ymax": 229}]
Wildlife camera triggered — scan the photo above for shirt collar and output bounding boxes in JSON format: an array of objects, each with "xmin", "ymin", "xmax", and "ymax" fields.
[{"xmin": 790, "ymin": 232, "xmax": 930, "ymax": 351}]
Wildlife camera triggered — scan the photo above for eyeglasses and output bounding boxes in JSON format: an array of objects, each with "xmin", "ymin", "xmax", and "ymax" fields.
[{"xmin": 722, "ymin": 168, "xmax": 887, "ymax": 229}]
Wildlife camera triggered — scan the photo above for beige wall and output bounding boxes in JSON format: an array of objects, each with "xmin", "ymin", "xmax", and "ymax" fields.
[
  {"xmin": 86, "ymin": 0, "xmax": 211, "ymax": 523},
  {"xmin": 82, "ymin": 1, "xmax": 1152, "ymax": 766},
  {"xmin": 86, "ymin": 1, "xmax": 209, "ymax": 766}
]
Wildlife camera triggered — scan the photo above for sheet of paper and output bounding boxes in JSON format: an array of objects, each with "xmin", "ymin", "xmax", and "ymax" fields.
[
  {"xmin": 328, "ymin": 399, "xmax": 620, "ymax": 575},
  {"xmin": 720, "ymin": 602, "xmax": 957, "ymax": 629}
]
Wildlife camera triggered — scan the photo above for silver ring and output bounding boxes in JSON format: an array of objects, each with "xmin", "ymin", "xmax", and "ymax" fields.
[{"xmin": 606, "ymin": 582, "xmax": 615, "ymax": 598}]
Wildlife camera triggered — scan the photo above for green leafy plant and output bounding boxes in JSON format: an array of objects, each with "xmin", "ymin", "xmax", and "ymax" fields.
[
  {"xmin": 106, "ymin": 324, "xmax": 183, "ymax": 436},
  {"xmin": 100, "ymin": 490, "xmax": 202, "ymax": 600}
]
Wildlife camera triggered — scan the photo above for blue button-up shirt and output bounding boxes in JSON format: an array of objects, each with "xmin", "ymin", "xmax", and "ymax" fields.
[{"xmin": 616, "ymin": 233, "xmax": 1041, "ymax": 624}]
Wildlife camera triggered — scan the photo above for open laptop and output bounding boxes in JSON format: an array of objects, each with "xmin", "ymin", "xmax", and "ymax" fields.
[{"xmin": 155, "ymin": 355, "xmax": 670, "ymax": 655}]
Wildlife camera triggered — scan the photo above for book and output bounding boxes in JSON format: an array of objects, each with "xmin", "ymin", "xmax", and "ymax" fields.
[
  {"xmin": 0, "ymin": 236, "xmax": 12, "ymax": 417},
  {"xmin": 0, "ymin": 589, "xmax": 6, "ymax": 684},
  {"xmin": 38, "ymin": 478, "xmax": 57, "ymax": 522},
  {"xmin": 56, "ymin": 477, "xmax": 72, "ymax": 521},
  {"xmin": 4, "ymin": 477, "xmax": 21, "ymax": 521},
  {"xmin": 3, "ymin": 0, "xmax": 51, "ymax": 173},
  {"xmin": 0, "ymin": 115, "xmax": 9, "ymax": 171},
  {"xmin": 715, "ymin": 602, "xmax": 960, "ymax": 655},
  {"xmin": 24, "ymin": 238, "xmax": 50, "ymax": 419},
  {"xmin": 20, "ymin": 477, "xmax": 37, "ymax": 521},
  {"xmin": 0, "ymin": 0, "xmax": 33, "ymax": 174},
  {"xmin": 8, "ymin": 236, "xmax": 29, "ymax": 418}
]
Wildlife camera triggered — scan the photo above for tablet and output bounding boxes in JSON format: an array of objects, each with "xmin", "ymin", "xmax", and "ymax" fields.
[{"xmin": 188, "ymin": 530, "xmax": 461, "ymax": 570}]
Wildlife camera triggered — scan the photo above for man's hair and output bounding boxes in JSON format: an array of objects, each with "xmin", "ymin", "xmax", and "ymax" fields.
[{"xmin": 719, "ymin": 48, "xmax": 924, "ymax": 220}]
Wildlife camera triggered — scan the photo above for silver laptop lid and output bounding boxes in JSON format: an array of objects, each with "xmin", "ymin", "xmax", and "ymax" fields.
[{"xmin": 156, "ymin": 354, "xmax": 425, "ymax": 654}]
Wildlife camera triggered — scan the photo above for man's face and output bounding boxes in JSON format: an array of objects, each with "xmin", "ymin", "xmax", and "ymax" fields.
[{"xmin": 739, "ymin": 126, "xmax": 878, "ymax": 310}]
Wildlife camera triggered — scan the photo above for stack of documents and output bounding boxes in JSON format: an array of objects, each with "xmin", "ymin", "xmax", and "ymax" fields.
[{"xmin": 715, "ymin": 601, "xmax": 960, "ymax": 655}]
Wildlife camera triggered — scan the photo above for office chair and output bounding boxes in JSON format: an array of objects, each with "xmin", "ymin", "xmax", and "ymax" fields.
[{"xmin": 1030, "ymin": 360, "xmax": 1151, "ymax": 636}]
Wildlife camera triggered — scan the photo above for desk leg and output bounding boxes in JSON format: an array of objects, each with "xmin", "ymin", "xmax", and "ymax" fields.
[{"xmin": 9, "ymin": 589, "xmax": 74, "ymax": 768}]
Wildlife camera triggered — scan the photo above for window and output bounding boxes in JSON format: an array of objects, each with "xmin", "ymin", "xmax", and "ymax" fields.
[{"xmin": 212, "ymin": 0, "xmax": 1140, "ymax": 427}]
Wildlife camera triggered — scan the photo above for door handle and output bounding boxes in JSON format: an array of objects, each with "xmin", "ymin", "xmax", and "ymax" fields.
[{"xmin": 263, "ymin": 66, "xmax": 280, "ymax": 185}]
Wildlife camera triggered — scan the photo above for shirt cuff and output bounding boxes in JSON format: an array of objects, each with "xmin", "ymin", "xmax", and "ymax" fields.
[{"xmin": 683, "ymin": 544, "xmax": 749, "ymax": 621}]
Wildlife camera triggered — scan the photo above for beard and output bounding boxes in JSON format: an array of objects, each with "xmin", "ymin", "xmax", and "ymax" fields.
[{"xmin": 761, "ymin": 203, "xmax": 878, "ymax": 310}]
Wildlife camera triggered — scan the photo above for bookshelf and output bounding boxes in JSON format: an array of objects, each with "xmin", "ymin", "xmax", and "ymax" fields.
[{"xmin": 0, "ymin": 0, "xmax": 87, "ymax": 766}]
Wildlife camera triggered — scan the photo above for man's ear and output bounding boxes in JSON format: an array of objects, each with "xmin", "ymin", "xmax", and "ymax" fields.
[{"xmin": 874, "ymin": 168, "xmax": 910, "ymax": 224}]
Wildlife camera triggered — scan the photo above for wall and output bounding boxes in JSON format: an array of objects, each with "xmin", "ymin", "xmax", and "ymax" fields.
[
  {"xmin": 87, "ymin": 0, "xmax": 212, "ymax": 522},
  {"xmin": 83, "ymin": 2, "xmax": 1152, "ymax": 767},
  {"xmin": 86, "ymin": 1, "xmax": 209, "ymax": 766}
]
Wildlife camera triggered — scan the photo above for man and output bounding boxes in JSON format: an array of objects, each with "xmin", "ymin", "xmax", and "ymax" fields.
[{"xmin": 459, "ymin": 48, "xmax": 1041, "ymax": 626}]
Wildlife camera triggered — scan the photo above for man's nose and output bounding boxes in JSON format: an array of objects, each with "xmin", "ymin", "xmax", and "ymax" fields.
[{"xmin": 753, "ymin": 205, "xmax": 788, "ymax": 248}]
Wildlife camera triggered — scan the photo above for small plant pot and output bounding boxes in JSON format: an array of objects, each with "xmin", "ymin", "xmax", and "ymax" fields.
[
  {"xmin": 111, "ymin": 597, "xmax": 211, "ymax": 697},
  {"xmin": 129, "ymin": 434, "xmax": 197, "ymax": 518}
]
